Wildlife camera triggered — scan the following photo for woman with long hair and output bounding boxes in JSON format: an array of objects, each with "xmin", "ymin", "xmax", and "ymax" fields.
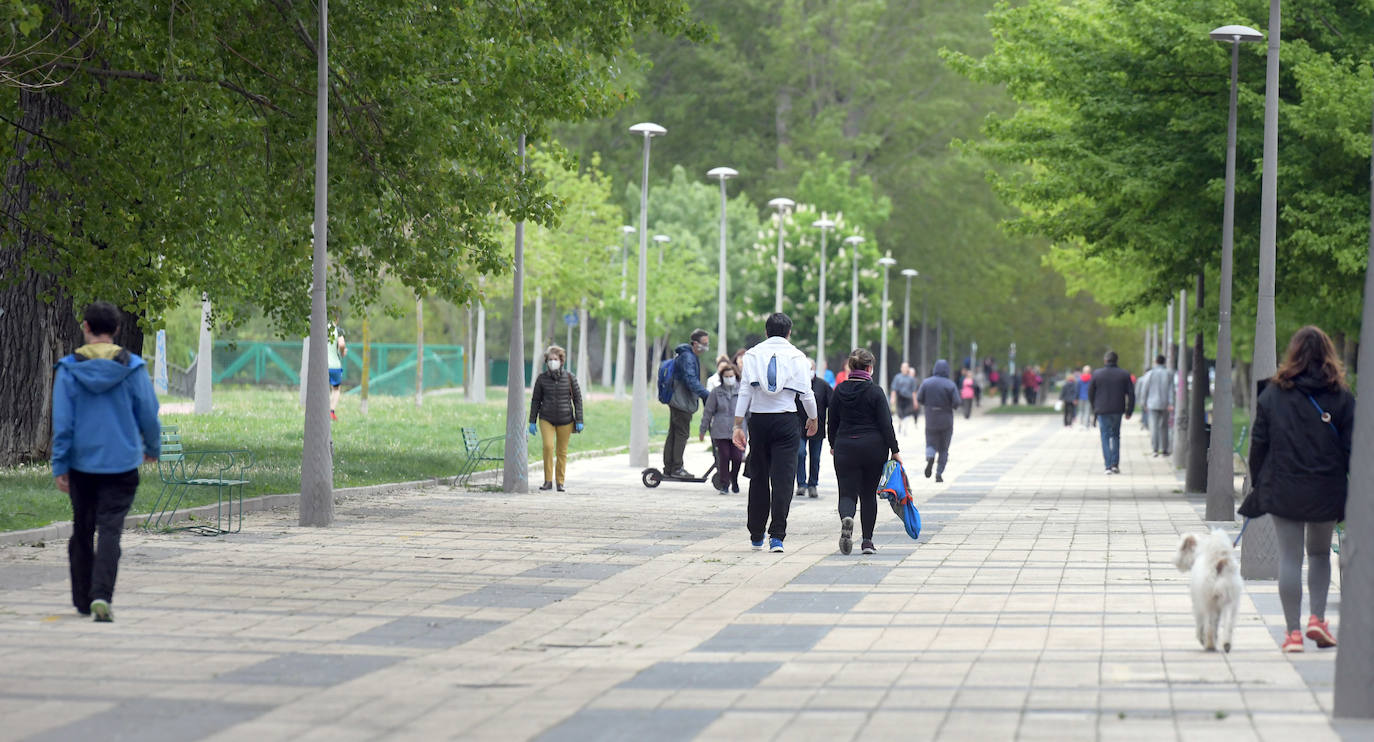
[
  {"xmin": 826, "ymin": 348, "xmax": 901, "ymax": 555},
  {"xmin": 528, "ymin": 345, "xmax": 584, "ymax": 492},
  {"xmin": 1245, "ymin": 326, "xmax": 1354, "ymax": 652}
]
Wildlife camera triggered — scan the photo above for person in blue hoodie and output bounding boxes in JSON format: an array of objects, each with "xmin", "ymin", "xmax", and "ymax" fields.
[
  {"xmin": 915, "ymin": 359, "xmax": 960, "ymax": 482},
  {"xmin": 51, "ymin": 301, "xmax": 161, "ymax": 623}
]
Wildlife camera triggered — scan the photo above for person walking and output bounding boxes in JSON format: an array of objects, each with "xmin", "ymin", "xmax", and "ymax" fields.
[
  {"xmin": 796, "ymin": 358, "xmax": 831, "ymax": 498},
  {"xmin": 732, "ymin": 313, "xmax": 818, "ymax": 553},
  {"xmin": 705, "ymin": 353, "xmax": 732, "ymax": 392},
  {"xmin": 1077, "ymin": 365, "xmax": 1092, "ymax": 428},
  {"xmin": 701, "ymin": 361, "xmax": 743, "ymax": 495},
  {"xmin": 51, "ymin": 301, "xmax": 162, "ymax": 622},
  {"xmin": 528, "ymin": 345, "xmax": 584, "ymax": 491},
  {"xmin": 327, "ymin": 319, "xmax": 347, "ymax": 421},
  {"xmin": 916, "ymin": 359, "xmax": 959, "ymax": 482},
  {"xmin": 828, "ymin": 348, "xmax": 901, "ymax": 555},
  {"xmin": 890, "ymin": 361, "xmax": 917, "ymax": 435},
  {"xmin": 1135, "ymin": 370, "xmax": 1150, "ymax": 430},
  {"xmin": 1141, "ymin": 354, "xmax": 1173, "ymax": 455},
  {"xmin": 959, "ymin": 369, "xmax": 976, "ymax": 420},
  {"xmin": 1243, "ymin": 326, "xmax": 1353, "ymax": 653},
  {"xmin": 663, "ymin": 329, "xmax": 711, "ymax": 478},
  {"xmin": 1088, "ymin": 351, "xmax": 1135, "ymax": 474},
  {"xmin": 1060, "ymin": 370, "xmax": 1079, "ymax": 427}
]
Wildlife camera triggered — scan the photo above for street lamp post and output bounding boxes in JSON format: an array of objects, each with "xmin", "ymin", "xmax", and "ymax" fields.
[
  {"xmin": 614, "ymin": 225, "xmax": 634, "ymax": 401},
  {"xmin": 769, "ymin": 197, "xmax": 795, "ymax": 313},
  {"xmin": 1206, "ymin": 25, "xmax": 1263, "ymax": 521},
  {"xmin": 921, "ymin": 279, "xmax": 929, "ymax": 377},
  {"xmin": 708, "ymin": 167, "xmax": 737, "ymax": 355},
  {"xmin": 651, "ymin": 234, "xmax": 671, "ymax": 369},
  {"xmin": 654, "ymin": 233, "xmax": 670, "ymax": 266},
  {"xmin": 878, "ymin": 256, "xmax": 897, "ymax": 390},
  {"xmin": 628, "ymin": 122, "xmax": 665, "ymax": 469},
  {"xmin": 300, "ymin": 0, "xmax": 333, "ymax": 527},
  {"xmin": 601, "ymin": 244, "xmax": 619, "ymax": 389},
  {"xmin": 813, "ymin": 216, "xmax": 836, "ymax": 371},
  {"xmin": 901, "ymin": 269, "xmax": 918, "ymax": 365},
  {"xmin": 845, "ymin": 235, "xmax": 865, "ymax": 351}
]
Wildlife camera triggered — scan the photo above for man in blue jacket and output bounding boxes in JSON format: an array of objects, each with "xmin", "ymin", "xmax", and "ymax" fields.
[
  {"xmin": 664, "ymin": 329, "xmax": 711, "ymax": 478},
  {"xmin": 51, "ymin": 301, "xmax": 161, "ymax": 622},
  {"xmin": 916, "ymin": 359, "xmax": 960, "ymax": 482}
]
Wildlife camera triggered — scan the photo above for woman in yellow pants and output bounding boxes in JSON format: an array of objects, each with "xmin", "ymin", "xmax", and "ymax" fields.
[{"xmin": 528, "ymin": 346, "xmax": 584, "ymax": 491}]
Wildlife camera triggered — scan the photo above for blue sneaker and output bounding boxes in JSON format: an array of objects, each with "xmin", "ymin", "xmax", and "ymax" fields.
[
  {"xmin": 751, "ymin": 538, "xmax": 765, "ymax": 551},
  {"xmin": 769, "ymin": 538, "xmax": 784, "ymax": 553}
]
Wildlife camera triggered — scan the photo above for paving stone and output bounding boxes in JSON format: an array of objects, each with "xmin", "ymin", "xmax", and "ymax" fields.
[
  {"xmin": 533, "ymin": 708, "xmax": 721, "ymax": 742},
  {"xmin": 216, "ymin": 653, "xmax": 402, "ymax": 686},
  {"xmin": 23, "ymin": 698, "xmax": 271, "ymax": 742},
  {"xmin": 789, "ymin": 565, "xmax": 893, "ymax": 586},
  {"xmin": 445, "ymin": 584, "xmax": 578, "ymax": 609},
  {"xmin": 619, "ymin": 661, "xmax": 781, "ymax": 690},
  {"xmin": 518, "ymin": 562, "xmax": 632, "ymax": 580},
  {"xmin": 695, "ymin": 624, "xmax": 833, "ymax": 653},
  {"xmin": 341, "ymin": 616, "xmax": 505, "ymax": 649},
  {"xmin": 749, "ymin": 592, "xmax": 865, "ymax": 614}
]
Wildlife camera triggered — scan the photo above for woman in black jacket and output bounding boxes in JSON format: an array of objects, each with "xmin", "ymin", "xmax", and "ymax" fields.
[
  {"xmin": 1246, "ymin": 326, "xmax": 1353, "ymax": 652},
  {"xmin": 528, "ymin": 345, "xmax": 584, "ymax": 492},
  {"xmin": 827, "ymin": 348, "xmax": 901, "ymax": 555}
]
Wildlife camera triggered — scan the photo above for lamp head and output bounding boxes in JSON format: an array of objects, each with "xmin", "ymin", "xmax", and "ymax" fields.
[
  {"xmin": 843, "ymin": 235, "xmax": 866, "ymax": 246},
  {"xmin": 628, "ymin": 122, "xmax": 667, "ymax": 137},
  {"xmin": 1209, "ymin": 25, "xmax": 1263, "ymax": 42},
  {"xmin": 878, "ymin": 257, "xmax": 898, "ymax": 267},
  {"xmin": 653, "ymin": 234, "xmax": 671, "ymax": 243},
  {"xmin": 768, "ymin": 197, "xmax": 795, "ymax": 211},
  {"xmin": 707, "ymin": 166, "xmax": 738, "ymax": 180},
  {"xmin": 901, "ymin": 269, "xmax": 919, "ymax": 278},
  {"xmin": 621, "ymin": 225, "xmax": 636, "ymax": 234},
  {"xmin": 812, "ymin": 218, "xmax": 836, "ymax": 230}
]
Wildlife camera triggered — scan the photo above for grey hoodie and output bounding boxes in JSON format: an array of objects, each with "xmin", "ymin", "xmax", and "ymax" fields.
[{"xmin": 916, "ymin": 359, "xmax": 960, "ymax": 432}]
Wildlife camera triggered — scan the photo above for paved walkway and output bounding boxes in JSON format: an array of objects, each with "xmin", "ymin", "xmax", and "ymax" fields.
[{"xmin": 1, "ymin": 408, "xmax": 1368, "ymax": 741}]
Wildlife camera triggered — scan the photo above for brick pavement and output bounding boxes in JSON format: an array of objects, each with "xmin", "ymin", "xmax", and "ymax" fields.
[{"xmin": 1, "ymin": 408, "xmax": 1370, "ymax": 741}]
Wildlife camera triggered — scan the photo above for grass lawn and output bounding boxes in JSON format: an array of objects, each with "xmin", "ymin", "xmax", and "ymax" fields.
[{"xmin": 0, "ymin": 387, "xmax": 643, "ymax": 533}]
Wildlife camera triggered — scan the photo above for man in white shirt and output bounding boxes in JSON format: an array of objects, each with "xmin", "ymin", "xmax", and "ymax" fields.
[{"xmin": 732, "ymin": 313, "xmax": 818, "ymax": 553}]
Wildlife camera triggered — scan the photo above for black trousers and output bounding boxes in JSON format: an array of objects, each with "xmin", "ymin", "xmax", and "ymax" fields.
[
  {"xmin": 664, "ymin": 406, "xmax": 693, "ymax": 472},
  {"xmin": 747, "ymin": 412, "xmax": 800, "ymax": 541},
  {"xmin": 833, "ymin": 433, "xmax": 886, "ymax": 540},
  {"xmin": 68, "ymin": 468, "xmax": 139, "ymax": 610},
  {"xmin": 1062, "ymin": 401, "xmax": 1076, "ymax": 426}
]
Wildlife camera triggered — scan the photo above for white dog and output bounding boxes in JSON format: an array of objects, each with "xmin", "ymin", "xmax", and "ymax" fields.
[{"xmin": 1173, "ymin": 530, "xmax": 1243, "ymax": 652}]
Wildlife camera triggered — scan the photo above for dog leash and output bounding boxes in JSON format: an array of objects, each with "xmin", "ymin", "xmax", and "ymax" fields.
[{"xmin": 1233, "ymin": 518, "xmax": 1249, "ymax": 548}]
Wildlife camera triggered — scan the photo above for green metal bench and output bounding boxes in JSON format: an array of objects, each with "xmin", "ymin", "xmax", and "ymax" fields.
[
  {"xmin": 144, "ymin": 426, "xmax": 254, "ymax": 535},
  {"xmin": 456, "ymin": 427, "xmax": 505, "ymax": 485}
]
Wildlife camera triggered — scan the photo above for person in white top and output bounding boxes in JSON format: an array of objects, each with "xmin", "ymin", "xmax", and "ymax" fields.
[{"xmin": 731, "ymin": 313, "xmax": 817, "ymax": 553}]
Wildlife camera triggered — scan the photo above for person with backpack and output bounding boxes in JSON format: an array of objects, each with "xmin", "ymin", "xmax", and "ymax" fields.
[
  {"xmin": 528, "ymin": 345, "xmax": 584, "ymax": 491},
  {"xmin": 1087, "ymin": 350, "xmax": 1135, "ymax": 474},
  {"xmin": 51, "ymin": 301, "xmax": 162, "ymax": 622},
  {"xmin": 659, "ymin": 329, "xmax": 711, "ymax": 478},
  {"xmin": 1242, "ymin": 326, "xmax": 1353, "ymax": 652},
  {"xmin": 916, "ymin": 359, "xmax": 959, "ymax": 482},
  {"xmin": 700, "ymin": 361, "xmax": 743, "ymax": 495},
  {"xmin": 796, "ymin": 358, "xmax": 831, "ymax": 498},
  {"xmin": 828, "ymin": 348, "xmax": 900, "ymax": 555},
  {"xmin": 959, "ymin": 369, "xmax": 976, "ymax": 419},
  {"xmin": 731, "ymin": 313, "xmax": 817, "ymax": 553}
]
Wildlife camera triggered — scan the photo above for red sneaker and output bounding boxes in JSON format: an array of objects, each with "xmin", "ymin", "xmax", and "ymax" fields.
[
  {"xmin": 1306, "ymin": 616, "xmax": 1336, "ymax": 648},
  {"xmin": 330, "ymin": 410, "xmax": 338, "ymax": 421},
  {"xmin": 1281, "ymin": 630, "xmax": 1304, "ymax": 653}
]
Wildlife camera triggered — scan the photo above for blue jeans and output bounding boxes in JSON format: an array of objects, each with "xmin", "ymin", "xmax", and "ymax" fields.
[
  {"xmin": 1098, "ymin": 413, "xmax": 1122, "ymax": 468},
  {"xmin": 797, "ymin": 436, "xmax": 823, "ymax": 487}
]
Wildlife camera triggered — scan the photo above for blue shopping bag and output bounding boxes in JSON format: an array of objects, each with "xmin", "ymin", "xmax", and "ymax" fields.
[{"xmin": 877, "ymin": 459, "xmax": 921, "ymax": 540}]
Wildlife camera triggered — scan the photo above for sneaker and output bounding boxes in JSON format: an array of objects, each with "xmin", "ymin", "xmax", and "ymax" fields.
[
  {"xmin": 90, "ymin": 599, "xmax": 112, "ymax": 623},
  {"xmin": 751, "ymin": 538, "xmax": 765, "ymax": 551},
  {"xmin": 1112, "ymin": 465, "xmax": 1121, "ymax": 474},
  {"xmin": 330, "ymin": 409, "xmax": 338, "ymax": 421},
  {"xmin": 769, "ymin": 538, "xmax": 784, "ymax": 553},
  {"xmin": 861, "ymin": 541, "xmax": 876, "ymax": 555},
  {"xmin": 1306, "ymin": 616, "xmax": 1337, "ymax": 648},
  {"xmin": 671, "ymin": 468, "xmax": 694, "ymax": 479},
  {"xmin": 924, "ymin": 458, "xmax": 934, "ymax": 479},
  {"xmin": 807, "ymin": 486, "xmax": 818, "ymax": 498},
  {"xmin": 717, "ymin": 488, "xmax": 729, "ymax": 496},
  {"xmin": 556, "ymin": 484, "xmax": 565, "ymax": 492},
  {"xmin": 795, "ymin": 486, "xmax": 806, "ymax": 498},
  {"xmin": 539, "ymin": 481, "xmax": 553, "ymax": 491},
  {"xmin": 935, "ymin": 474, "xmax": 944, "ymax": 483},
  {"xmin": 731, "ymin": 482, "xmax": 740, "ymax": 493},
  {"xmin": 1282, "ymin": 630, "xmax": 1304, "ymax": 653},
  {"xmin": 839, "ymin": 517, "xmax": 854, "ymax": 555},
  {"xmin": 1105, "ymin": 468, "xmax": 1114, "ymax": 475}
]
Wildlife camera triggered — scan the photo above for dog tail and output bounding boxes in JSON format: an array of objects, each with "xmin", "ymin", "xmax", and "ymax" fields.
[{"xmin": 1215, "ymin": 556, "xmax": 1235, "ymax": 577}]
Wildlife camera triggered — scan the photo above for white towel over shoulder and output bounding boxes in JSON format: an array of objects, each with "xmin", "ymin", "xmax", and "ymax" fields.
[{"xmin": 735, "ymin": 336, "xmax": 817, "ymax": 419}]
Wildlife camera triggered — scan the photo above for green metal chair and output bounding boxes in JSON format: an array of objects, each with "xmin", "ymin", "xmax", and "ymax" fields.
[
  {"xmin": 456, "ymin": 427, "xmax": 505, "ymax": 485},
  {"xmin": 145, "ymin": 426, "xmax": 253, "ymax": 535}
]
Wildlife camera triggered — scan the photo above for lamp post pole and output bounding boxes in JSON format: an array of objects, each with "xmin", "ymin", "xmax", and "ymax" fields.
[
  {"xmin": 813, "ymin": 216, "xmax": 835, "ymax": 370},
  {"xmin": 503, "ymin": 134, "xmax": 529, "ymax": 493},
  {"xmin": 845, "ymin": 235, "xmax": 865, "ymax": 351},
  {"xmin": 601, "ymin": 244, "xmax": 618, "ymax": 390},
  {"xmin": 901, "ymin": 269, "xmax": 918, "ymax": 365},
  {"xmin": 614, "ymin": 225, "xmax": 634, "ymax": 401},
  {"xmin": 709, "ymin": 167, "xmax": 737, "ymax": 355},
  {"xmin": 628, "ymin": 122, "xmax": 665, "ymax": 469},
  {"xmin": 769, "ymin": 198, "xmax": 795, "ymax": 314},
  {"xmin": 1206, "ymin": 26, "xmax": 1263, "ymax": 521},
  {"xmin": 921, "ymin": 281, "xmax": 929, "ymax": 377},
  {"xmin": 878, "ymin": 256, "xmax": 897, "ymax": 391},
  {"xmin": 300, "ymin": 0, "xmax": 333, "ymax": 527}
]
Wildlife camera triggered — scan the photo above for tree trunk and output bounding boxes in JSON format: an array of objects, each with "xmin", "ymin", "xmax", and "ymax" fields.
[{"xmin": 0, "ymin": 83, "xmax": 83, "ymax": 467}]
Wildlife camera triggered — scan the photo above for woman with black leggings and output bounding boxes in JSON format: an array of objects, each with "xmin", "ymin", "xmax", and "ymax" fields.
[
  {"xmin": 827, "ymin": 348, "xmax": 901, "ymax": 555},
  {"xmin": 1245, "ymin": 326, "xmax": 1353, "ymax": 653}
]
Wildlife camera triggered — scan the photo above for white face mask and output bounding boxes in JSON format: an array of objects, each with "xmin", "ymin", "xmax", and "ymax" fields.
[
  {"xmin": 547, "ymin": 359, "xmax": 561, "ymax": 371},
  {"xmin": 722, "ymin": 376, "xmax": 736, "ymax": 387}
]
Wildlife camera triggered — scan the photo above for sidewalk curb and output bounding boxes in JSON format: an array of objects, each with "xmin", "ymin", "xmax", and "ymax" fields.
[{"xmin": 0, "ymin": 442, "xmax": 655, "ymax": 547}]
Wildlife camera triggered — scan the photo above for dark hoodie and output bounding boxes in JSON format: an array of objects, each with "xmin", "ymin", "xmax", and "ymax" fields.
[
  {"xmin": 826, "ymin": 374, "xmax": 898, "ymax": 454},
  {"xmin": 51, "ymin": 343, "xmax": 161, "ymax": 477},
  {"xmin": 916, "ymin": 359, "xmax": 960, "ymax": 432},
  {"xmin": 1248, "ymin": 372, "xmax": 1354, "ymax": 522}
]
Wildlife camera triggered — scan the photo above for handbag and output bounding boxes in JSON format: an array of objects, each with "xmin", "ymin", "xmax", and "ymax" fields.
[{"xmin": 1238, "ymin": 392, "xmax": 1341, "ymax": 519}]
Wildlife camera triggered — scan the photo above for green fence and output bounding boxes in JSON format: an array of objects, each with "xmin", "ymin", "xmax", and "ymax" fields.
[{"xmin": 208, "ymin": 341, "xmax": 465, "ymax": 396}]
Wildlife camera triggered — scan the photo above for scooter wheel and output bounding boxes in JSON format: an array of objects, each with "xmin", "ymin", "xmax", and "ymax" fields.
[{"xmin": 642, "ymin": 469, "xmax": 663, "ymax": 488}]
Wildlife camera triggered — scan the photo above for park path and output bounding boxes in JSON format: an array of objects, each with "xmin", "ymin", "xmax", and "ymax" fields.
[{"xmin": 0, "ymin": 406, "xmax": 1367, "ymax": 741}]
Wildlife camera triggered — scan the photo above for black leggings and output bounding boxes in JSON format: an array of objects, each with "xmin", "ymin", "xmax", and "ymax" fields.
[{"xmin": 833, "ymin": 433, "xmax": 887, "ymax": 540}]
